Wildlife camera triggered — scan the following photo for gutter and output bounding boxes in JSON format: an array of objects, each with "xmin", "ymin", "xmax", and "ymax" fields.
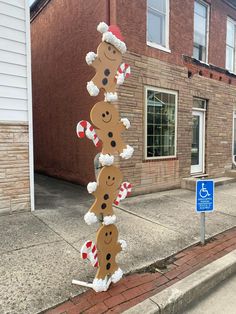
[{"xmin": 30, "ymin": 0, "xmax": 52, "ymax": 22}]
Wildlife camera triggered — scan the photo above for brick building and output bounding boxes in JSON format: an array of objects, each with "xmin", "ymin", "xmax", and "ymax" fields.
[
  {"xmin": 0, "ymin": 0, "xmax": 34, "ymax": 214},
  {"xmin": 31, "ymin": 0, "xmax": 236, "ymax": 194}
]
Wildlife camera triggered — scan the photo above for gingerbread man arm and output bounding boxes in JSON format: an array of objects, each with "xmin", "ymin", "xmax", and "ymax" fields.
[
  {"xmin": 85, "ymin": 52, "xmax": 100, "ymax": 69},
  {"xmin": 117, "ymin": 118, "xmax": 131, "ymax": 132},
  {"xmin": 116, "ymin": 240, "xmax": 127, "ymax": 253},
  {"xmin": 87, "ymin": 182, "xmax": 98, "ymax": 195}
]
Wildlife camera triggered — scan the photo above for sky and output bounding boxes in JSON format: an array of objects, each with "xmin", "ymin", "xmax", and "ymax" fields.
[{"xmin": 29, "ymin": 0, "xmax": 36, "ymax": 5}]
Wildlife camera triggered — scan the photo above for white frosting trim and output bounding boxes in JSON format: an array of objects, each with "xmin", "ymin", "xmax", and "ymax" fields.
[
  {"xmin": 99, "ymin": 153, "xmax": 114, "ymax": 166},
  {"xmin": 120, "ymin": 145, "xmax": 134, "ymax": 159},
  {"xmin": 87, "ymin": 81, "xmax": 99, "ymax": 96},
  {"xmin": 103, "ymin": 215, "xmax": 117, "ymax": 225},
  {"xmin": 87, "ymin": 182, "xmax": 97, "ymax": 193},
  {"xmin": 85, "ymin": 52, "xmax": 97, "ymax": 65},
  {"xmin": 84, "ymin": 212, "xmax": 98, "ymax": 225},
  {"xmin": 111, "ymin": 268, "xmax": 123, "ymax": 283},
  {"xmin": 104, "ymin": 92, "xmax": 118, "ymax": 102}
]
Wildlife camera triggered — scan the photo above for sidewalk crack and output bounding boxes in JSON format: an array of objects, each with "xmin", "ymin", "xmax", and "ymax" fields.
[{"xmin": 33, "ymin": 214, "xmax": 81, "ymax": 253}]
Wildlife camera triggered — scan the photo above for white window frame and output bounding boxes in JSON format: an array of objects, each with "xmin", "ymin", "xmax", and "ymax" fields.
[
  {"xmin": 226, "ymin": 17, "xmax": 236, "ymax": 73},
  {"xmin": 144, "ymin": 86, "xmax": 178, "ymax": 160},
  {"xmin": 191, "ymin": 98, "xmax": 207, "ymax": 175},
  {"xmin": 146, "ymin": 0, "xmax": 171, "ymax": 53},
  {"xmin": 193, "ymin": 0, "xmax": 210, "ymax": 64}
]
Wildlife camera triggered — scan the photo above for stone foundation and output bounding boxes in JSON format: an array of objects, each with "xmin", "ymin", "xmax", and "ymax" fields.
[{"xmin": 0, "ymin": 122, "xmax": 30, "ymax": 215}]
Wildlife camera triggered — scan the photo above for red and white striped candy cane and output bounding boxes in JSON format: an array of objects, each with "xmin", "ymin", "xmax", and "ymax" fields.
[
  {"xmin": 76, "ymin": 120, "xmax": 100, "ymax": 147},
  {"xmin": 116, "ymin": 63, "xmax": 131, "ymax": 83},
  {"xmin": 113, "ymin": 182, "xmax": 132, "ymax": 206},
  {"xmin": 118, "ymin": 63, "xmax": 131, "ymax": 78},
  {"xmin": 81, "ymin": 240, "xmax": 99, "ymax": 268}
]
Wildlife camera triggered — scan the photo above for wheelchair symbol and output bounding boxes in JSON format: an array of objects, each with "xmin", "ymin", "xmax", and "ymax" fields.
[{"xmin": 199, "ymin": 183, "xmax": 210, "ymax": 198}]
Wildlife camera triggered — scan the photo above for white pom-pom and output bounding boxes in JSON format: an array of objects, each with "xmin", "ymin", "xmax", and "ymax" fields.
[
  {"xmin": 85, "ymin": 52, "xmax": 97, "ymax": 65},
  {"xmin": 104, "ymin": 92, "xmax": 118, "ymax": 102},
  {"xmin": 97, "ymin": 22, "xmax": 109, "ymax": 33},
  {"xmin": 120, "ymin": 145, "xmax": 134, "ymax": 159},
  {"xmin": 111, "ymin": 268, "xmax": 123, "ymax": 283},
  {"xmin": 99, "ymin": 154, "xmax": 114, "ymax": 166},
  {"xmin": 87, "ymin": 81, "xmax": 99, "ymax": 96},
  {"xmin": 84, "ymin": 212, "xmax": 98, "ymax": 225},
  {"xmin": 119, "ymin": 239, "xmax": 127, "ymax": 251},
  {"xmin": 121, "ymin": 118, "xmax": 131, "ymax": 129},
  {"xmin": 87, "ymin": 182, "xmax": 97, "ymax": 193},
  {"xmin": 103, "ymin": 215, "xmax": 117, "ymax": 225},
  {"xmin": 93, "ymin": 277, "xmax": 111, "ymax": 292}
]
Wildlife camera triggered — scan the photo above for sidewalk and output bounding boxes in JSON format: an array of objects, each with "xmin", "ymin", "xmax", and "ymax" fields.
[
  {"xmin": 0, "ymin": 175, "xmax": 235, "ymax": 314},
  {"xmin": 45, "ymin": 227, "xmax": 236, "ymax": 314}
]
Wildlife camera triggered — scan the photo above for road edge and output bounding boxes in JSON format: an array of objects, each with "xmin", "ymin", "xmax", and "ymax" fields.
[{"xmin": 124, "ymin": 249, "xmax": 236, "ymax": 314}]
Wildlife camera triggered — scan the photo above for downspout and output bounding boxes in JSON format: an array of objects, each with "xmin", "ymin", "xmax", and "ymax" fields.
[
  {"xmin": 233, "ymin": 112, "xmax": 236, "ymax": 167},
  {"xmin": 106, "ymin": 0, "xmax": 110, "ymax": 25}
]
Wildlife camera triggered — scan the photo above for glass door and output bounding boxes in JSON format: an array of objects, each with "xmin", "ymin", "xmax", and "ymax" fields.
[
  {"xmin": 233, "ymin": 111, "xmax": 236, "ymax": 164},
  {"xmin": 191, "ymin": 110, "xmax": 204, "ymax": 174}
]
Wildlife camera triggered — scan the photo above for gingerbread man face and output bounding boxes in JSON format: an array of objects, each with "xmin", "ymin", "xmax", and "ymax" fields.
[
  {"xmin": 90, "ymin": 101, "xmax": 119, "ymax": 130},
  {"xmin": 97, "ymin": 224, "xmax": 119, "ymax": 251},
  {"xmin": 98, "ymin": 166, "xmax": 123, "ymax": 192},
  {"xmin": 97, "ymin": 42, "xmax": 122, "ymax": 65}
]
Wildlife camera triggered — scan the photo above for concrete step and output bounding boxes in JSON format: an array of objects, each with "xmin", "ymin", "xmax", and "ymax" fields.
[
  {"xmin": 181, "ymin": 176, "xmax": 236, "ymax": 191},
  {"xmin": 225, "ymin": 169, "xmax": 236, "ymax": 178}
]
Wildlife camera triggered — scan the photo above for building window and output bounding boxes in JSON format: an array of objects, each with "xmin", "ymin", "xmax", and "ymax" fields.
[
  {"xmin": 193, "ymin": 0, "xmax": 209, "ymax": 62},
  {"xmin": 145, "ymin": 87, "xmax": 177, "ymax": 159},
  {"xmin": 226, "ymin": 18, "xmax": 236, "ymax": 72},
  {"xmin": 147, "ymin": 0, "xmax": 169, "ymax": 50}
]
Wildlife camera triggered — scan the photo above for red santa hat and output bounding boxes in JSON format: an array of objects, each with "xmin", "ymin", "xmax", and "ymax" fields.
[{"xmin": 97, "ymin": 22, "xmax": 127, "ymax": 54}]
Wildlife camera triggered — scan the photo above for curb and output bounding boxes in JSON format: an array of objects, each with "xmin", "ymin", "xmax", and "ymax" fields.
[{"xmin": 124, "ymin": 249, "xmax": 236, "ymax": 314}]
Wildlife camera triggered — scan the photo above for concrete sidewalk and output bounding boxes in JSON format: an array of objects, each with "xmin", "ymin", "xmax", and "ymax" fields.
[{"xmin": 0, "ymin": 174, "xmax": 235, "ymax": 314}]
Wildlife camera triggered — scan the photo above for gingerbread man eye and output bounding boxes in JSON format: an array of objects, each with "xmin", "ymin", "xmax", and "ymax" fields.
[
  {"xmin": 105, "ymin": 232, "xmax": 108, "ymax": 236},
  {"xmin": 102, "ymin": 113, "xmax": 105, "ymax": 118},
  {"xmin": 110, "ymin": 231, "xmax": 112, "ymax": 235},
  {"xmin": 113, "ymin": 50, "xmax": 116, "ymax": 54},
  {"xmin": 108, "ymin": 46, "xmax": 111, "ymax": 51},
  {"xmin": 108, "ymin": 176, "xmax": 110, "ymax": 179},
  {"xmin": 112, "ymin": 177, "xmax": 115, "ymax": 181},
  {"xmin": 106, "ymin": 111, "xmax": 109, "ymax": 115}
]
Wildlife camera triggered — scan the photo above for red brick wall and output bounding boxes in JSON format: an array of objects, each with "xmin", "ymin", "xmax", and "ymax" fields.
[
  {"xmin": 31, "ymin": 0, "xmax": 108, "ymax": 185},
  {"xmin": 114, "ymin": 0, "xmax": 236, "ymax": 69},
  {"xmin": 31, "ymin": 0, "xmax": 236, "ymax": 191}
]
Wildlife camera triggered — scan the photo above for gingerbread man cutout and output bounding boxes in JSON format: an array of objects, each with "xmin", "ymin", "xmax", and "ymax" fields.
[
  {"xmin": 86, "ymin": 22, "xmax": 130, "ymax": 102},
  {"xmin": 93, "ymin": 224, "xmax": 127, "ymax": 291},
  {"xmin": 85, "ymin": 166, "xmax": 123, "ymax": 226},
  {"xmin": 91, "ymin": 101, "xmax": 134, "ymax": 162}
]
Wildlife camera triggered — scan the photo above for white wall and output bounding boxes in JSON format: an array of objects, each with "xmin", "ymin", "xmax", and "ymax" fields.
[{"xmin": 0, "ymin": 0, "xmax": 31, "ymax": 122}]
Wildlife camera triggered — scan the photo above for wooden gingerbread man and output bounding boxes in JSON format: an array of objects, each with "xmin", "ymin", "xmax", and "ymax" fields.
[
  {"xmin": 91, "ymin": 101, "xmax": 134, "ymax": 163},
  {"xmin": 93, "ymin": 224, "xmax": 127, "ymax": 292},
  {"xmin": 85, "ymin": 165, "xmax": 123, "ymax": 226},
  {"xmin": 86, "ymin": 22, "xmax": 130, "ymax": 102}
]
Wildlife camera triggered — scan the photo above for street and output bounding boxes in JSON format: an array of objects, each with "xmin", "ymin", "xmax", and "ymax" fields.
[{"xmin": 183, "ymin": 274, "xmax": 236, "ymax": 314}]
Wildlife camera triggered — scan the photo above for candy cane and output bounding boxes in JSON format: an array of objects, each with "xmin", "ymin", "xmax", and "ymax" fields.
[
  {"xmin": 76, "ymin": 120, "xmax": 100, "ymax": 147},
  {"xmin": 81, "ymin": 240, "xmax": 99, "ymax": 268},
  {"xmin": 113, "ymin": 182, "xmax": 132, "ymax": 206},
  {"xmin": 115, "ymin": 63, "xmax": 131, "ymax": 84}
]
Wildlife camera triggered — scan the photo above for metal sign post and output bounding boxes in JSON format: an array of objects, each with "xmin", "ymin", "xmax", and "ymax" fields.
[
  {"xmin": 200, "ymin": 212, "xmax": 205, "ymax": 245},
  {"xmin": 196, "ymin": 180, "xmax": 214, "ymax": 245}
]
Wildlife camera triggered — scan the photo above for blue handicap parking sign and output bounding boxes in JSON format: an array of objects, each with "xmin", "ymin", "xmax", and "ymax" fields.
[{"xmin": 196, "ymin": 180, "xmax": 214, "ymax": 212}]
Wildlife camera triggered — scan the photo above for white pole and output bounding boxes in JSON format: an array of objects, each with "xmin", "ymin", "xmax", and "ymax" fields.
[{"xmin": 72, "ymin": 279, "xmax": 94, "ymax": 288}]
